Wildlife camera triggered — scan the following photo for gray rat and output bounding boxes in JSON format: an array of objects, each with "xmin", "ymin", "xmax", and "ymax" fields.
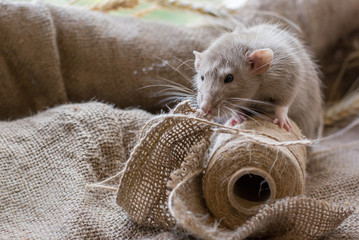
[{"xmin": 193, "ymin": 24, "xmax": 322, "ymax": 139}]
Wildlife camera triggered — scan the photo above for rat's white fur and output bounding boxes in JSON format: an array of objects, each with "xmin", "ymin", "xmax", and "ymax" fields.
[{"xmin": 195, "ymin": 23, "xmax": 322, "ymax": 139}]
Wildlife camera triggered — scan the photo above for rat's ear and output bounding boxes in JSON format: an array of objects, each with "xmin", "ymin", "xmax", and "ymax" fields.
[
  {"xmin": 193, "ymin": 51, "xmax": 203, "ymax": 71},
  {"xmin": 247, "ymin": 48, "xmax": 273, "ymax": 75}
]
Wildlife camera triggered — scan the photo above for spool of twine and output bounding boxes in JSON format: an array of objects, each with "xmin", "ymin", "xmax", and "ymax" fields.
[{"xmin": 203, "ymin": 119, "xmax": 307, "ymax": 229}]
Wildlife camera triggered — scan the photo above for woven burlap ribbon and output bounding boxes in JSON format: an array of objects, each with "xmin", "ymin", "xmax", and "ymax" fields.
[{"xmin": 117, "ymin": 101, "xmax": 212, "ymax": 228}]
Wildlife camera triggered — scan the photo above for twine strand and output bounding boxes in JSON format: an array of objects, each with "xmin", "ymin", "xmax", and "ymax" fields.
[
  {"xmin": 88, "ymin": 112, "xmax": 359, "ymax": 193},
  {"xmin": 143, "ymin": 114, "xmax": 314, "ymax": 146}
]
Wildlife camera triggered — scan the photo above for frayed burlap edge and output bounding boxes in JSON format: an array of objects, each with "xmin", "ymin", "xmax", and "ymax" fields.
[{"xmin": 116, "ymin": 101, "xmax": 212, "ymax": 228}]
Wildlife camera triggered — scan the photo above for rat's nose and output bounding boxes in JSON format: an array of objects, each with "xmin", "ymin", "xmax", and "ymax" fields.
[{"xmin": 200, "ymin": 101, "xmax": 213, "ymax": 115}]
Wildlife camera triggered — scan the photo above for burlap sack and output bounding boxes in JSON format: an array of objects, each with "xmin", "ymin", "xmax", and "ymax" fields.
[
  {"xmin": 0, "ymin": 102, "xmax": 170, "ymax": 239},
  {"xmin": 0, "ymin": 0, "xmax": 224, "ymax": 120}
]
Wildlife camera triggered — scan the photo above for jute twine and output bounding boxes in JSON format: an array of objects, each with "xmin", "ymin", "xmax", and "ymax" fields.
[
  {"xmin": 116, "ymin": 101, "xmax": 311, "ymax": 230},
  {"xmin": 204, "ymin": 119, "xmax": 307, "ymax": 229}
]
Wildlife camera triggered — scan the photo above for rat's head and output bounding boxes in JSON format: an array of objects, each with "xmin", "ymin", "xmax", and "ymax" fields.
[{"xmin": 193, "ymin": 32, "xmax": 273, "ymax": 119}]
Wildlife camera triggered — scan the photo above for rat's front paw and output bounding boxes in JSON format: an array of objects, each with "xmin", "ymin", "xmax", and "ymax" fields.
[
  {"xmin": 273, "ymin": 116, "xmax": 292, "ymax": 131},
  {"xmin": 225, "ymin": 115, "xmax": 247, "ymax": 127},
  {"xmin": 273, "ymin": 105, "xmax": 292, "ymax": 131}
]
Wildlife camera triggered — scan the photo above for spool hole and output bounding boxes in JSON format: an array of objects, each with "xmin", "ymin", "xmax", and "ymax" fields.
[
  {"xmin": 233, "ymin": 174, "xmax": 271, "ymax": 203},
  {"xmin": 229, "ymin": 173, "xmax": 273, "ymax": 213},
  {"xmin": 227, "ymin": 168, "xmax": 276, "ymax": 214}
]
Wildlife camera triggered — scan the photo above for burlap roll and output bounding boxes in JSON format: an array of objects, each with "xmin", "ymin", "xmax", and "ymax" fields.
[{"xmin": 204, "ymin": 119, "xmax": 307, "ymax": 229}]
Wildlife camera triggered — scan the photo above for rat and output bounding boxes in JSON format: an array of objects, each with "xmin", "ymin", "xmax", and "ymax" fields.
[{"xmin": 193, "ymin": 24, "xmax": 322, "ymax": 139}]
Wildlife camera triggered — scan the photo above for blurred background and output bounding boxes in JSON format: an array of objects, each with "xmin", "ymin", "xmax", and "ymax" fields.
[
  {"xmin": 17, "ymin": 0, "xmax": 247, "ymax": 25},
  {"xmin": 14, "ymin": 0, "xmax": 359, "ymax": 104}
]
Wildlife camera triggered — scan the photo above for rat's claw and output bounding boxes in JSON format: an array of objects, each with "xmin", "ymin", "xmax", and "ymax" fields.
[
  {"xmin": 228, "ymin": 117, "xmax": 240, "ymax": 126},
  {"xmin": 285, "ymin": 118, "xmax": 292, "ymax": 131},
  {"xmin": 283, "ymin": 120, "xmax": 291, "ymax": 131},
  {"xmin": 229, "ymin": 118, "xmax": 238, "ymax": 126},
  {"xmin": 273, "ymin": 117, "xmax": 292, "ymax": 132},
  {"xmin": 226, "ymin": 115, "xmax": 246, "ymax": 127}
]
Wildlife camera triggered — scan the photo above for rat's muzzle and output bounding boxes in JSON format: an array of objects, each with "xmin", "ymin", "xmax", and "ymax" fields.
[{"xmin": 200, "ymin": 100, "xmax": 213, "ymax": 115}]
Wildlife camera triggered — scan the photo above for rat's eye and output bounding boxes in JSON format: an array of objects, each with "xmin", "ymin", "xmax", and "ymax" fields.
[
  {"xmin": 201, "ymin": 75, "xmax": 204, "ymax": 81},
  {"xmin": 224, "ymin": 74, "xmax": 233, "ymax": 83}
]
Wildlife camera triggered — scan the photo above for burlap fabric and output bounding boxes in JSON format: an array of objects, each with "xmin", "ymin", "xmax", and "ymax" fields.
[
  {"xmin": 0, "ymin": 102, "xmax": 162, "ymax": 239},
  {"xmin": 0, "ymin": 0, "xmax": 224, "ymax": 120},
  {"xmin": 0, "ymin": 100, "xmax": 357, "ymax": 239}
]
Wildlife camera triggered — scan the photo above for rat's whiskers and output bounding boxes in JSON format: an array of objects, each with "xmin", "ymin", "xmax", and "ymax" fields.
[
  {"xmin": 224, "ymin": 105, "xmax": 261, "ymax": 126},
  {"xmin": 228, "ymin": 97, "xmax": 274, "ymax": 107}
]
